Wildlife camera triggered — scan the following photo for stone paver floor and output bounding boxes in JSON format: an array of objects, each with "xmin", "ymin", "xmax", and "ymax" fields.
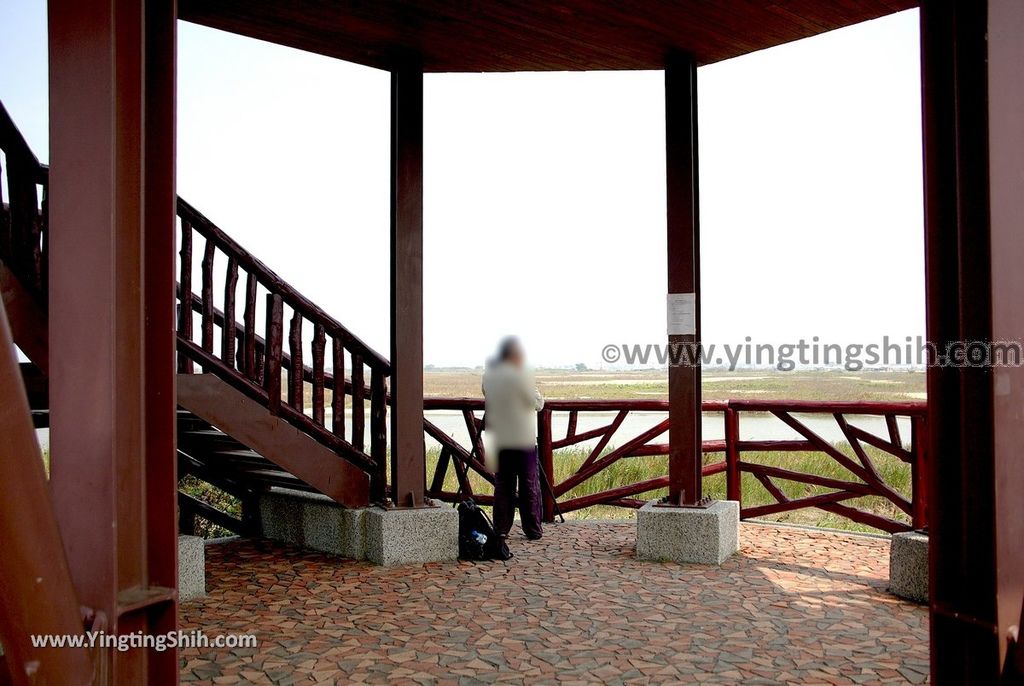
[{"xmin": 180, "ymin": 521, "xmax": 929, "ymax": 685}]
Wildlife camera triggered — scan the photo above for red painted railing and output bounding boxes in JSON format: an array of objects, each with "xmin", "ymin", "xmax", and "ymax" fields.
[
  {"xmin": 0, "ymin": 101, "xmax": 48, "ymax": 300},
  {"xmin": 424, "ymin": 397, "xmax": 927, "ymax": 532},
  {"xmin": 175, "ymin": 199, "xmax": 390, "ymax": 498}
]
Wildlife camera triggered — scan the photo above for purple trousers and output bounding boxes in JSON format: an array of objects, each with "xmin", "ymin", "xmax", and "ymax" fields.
[{"xmin": 492, "ymin": 447, "xmax": 544, "ymax": 540}]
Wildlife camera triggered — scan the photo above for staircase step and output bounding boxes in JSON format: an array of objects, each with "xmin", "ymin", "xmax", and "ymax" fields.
[{"xmin": 177, "ymin": 374, "xmax": 369, "ymax": 507}]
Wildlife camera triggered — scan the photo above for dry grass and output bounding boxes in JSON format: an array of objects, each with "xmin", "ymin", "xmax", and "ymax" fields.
[{"xmin": 423, "ymin": 368, "xmax": 925, "ymax": 403}]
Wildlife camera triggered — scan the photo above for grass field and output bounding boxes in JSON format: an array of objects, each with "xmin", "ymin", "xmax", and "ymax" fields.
[{"xmin": 424, "ymin": 367, "xmax": 925, "ymax": 402}]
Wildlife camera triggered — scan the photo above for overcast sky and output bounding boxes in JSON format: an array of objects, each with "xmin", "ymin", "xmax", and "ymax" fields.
[{"xmin": 1, "ymin": 5, "xmax": 923, "ymax": 368}]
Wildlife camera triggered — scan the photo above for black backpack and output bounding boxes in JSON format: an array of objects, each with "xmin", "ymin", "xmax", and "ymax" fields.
[{"xmin": 457, "ymin": 500, "xmax": 512, "ymax": 561}]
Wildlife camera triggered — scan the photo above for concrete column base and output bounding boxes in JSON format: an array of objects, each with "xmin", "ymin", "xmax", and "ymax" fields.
[
  {"xmin": 259, "ymin": 487, "xmax": 365, "ymax": 559},
  {"xmin": 364, "ymin": 505, "xmax": 459, "ymax": 566},
  {"xmin": 259, "ymin": 488, "xmax": 458, "ymax": 566},
  {"xmin": 636, "ymin": 499, "xmax": 740, "ymax": 565},
  {"xmin": 889, "ymin": 530, "xmax": 928, "ymax": 603},
  {"xmin": 178, "ymin": 535, "xmax": 206, "ymax": 601}
]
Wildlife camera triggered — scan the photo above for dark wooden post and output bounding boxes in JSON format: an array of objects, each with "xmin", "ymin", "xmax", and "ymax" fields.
[
  {"xmin": 910, "ymin": 415, "xmax": 927, "ymax": 530},
  {"xmin": 48, "ymin": 0, "xmax": 178, "ymax": 681},
  {"xmin": 724, "ymin": 406, "xmax": 741, "ymax": 503},
  {"xmin": 141, "ymin": 1, "xmax": 179, "ymax": 682},
  {"xmin": 538, "ymin": 409, "xmax": 555, "ymax": 523},
  {"xmin": 665, "ymin": 52, "xmax": 703, "ymax": 506},
  {"xmin": 390, "ymin": 61, "xmax": 426, "ymax": 507},
  {"xmin": 921, "ymin": 0, "xmax": 1024, "ymax": 682},
  {"xmin": 985, "ymin": 3, "xmax": 1024, "ymax": 672}
]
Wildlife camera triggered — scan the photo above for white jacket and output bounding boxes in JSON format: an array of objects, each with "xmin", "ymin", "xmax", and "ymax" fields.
[{"xmin": 482, "ymin": 362, "xmax": 544, "ymax": 451}]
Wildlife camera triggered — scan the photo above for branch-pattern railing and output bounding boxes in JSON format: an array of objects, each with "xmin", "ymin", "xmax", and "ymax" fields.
[
  {"xmin": 725, "ymin": 400, "xmax": 927, "ymax": 533},
  {"xmin": 0, "ymin": 101, "xmax": 48, "ymax": 300},
  {"xmin": 424, "ymin": 397, "xmax": 927, "ymax": 533},
  {"xmin": 175, "ymin": 199, "xmax": 389, "ymax": 500}
]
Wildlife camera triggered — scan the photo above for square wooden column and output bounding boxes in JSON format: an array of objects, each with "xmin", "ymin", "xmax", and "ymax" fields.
[
  {"xmin": 921, "ymin": 0, "xmax": 1024, "ymax": 682},
  {"xmin": 390, "ymin": 62, "xmax": 426, "ymax": 507},
  {"xmin": 48, "ymin": 0, "xmax": 178, "ymax": 681},
  {"xmin": 665, "ymin": 52, "xmax": 703, "ymax": 506}
]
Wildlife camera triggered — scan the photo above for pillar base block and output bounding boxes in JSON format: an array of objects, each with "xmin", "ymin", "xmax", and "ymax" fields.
[
  {"xmin": 636, "ymin": 499, "xmax": 739, "ymax": 565},
  {"xmin": 364, "ymin": 503, "xmax": 459, "ymax": 566},
  {"xmin": 889, "ymin": 530, "xmax": 928, "ymax": 604},
  {"xmin": 178, "ymin": 535, "xmax": 206, "ymax": 601},
  {"xmin": 258, "ymin": 488, "xmax": 458, "ymax": 566},
  {"xmin": 259, "ymin": 487, "xmax": 365, "ymax": 559}
]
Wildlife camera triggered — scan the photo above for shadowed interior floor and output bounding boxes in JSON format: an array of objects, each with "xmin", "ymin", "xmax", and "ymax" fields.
[{"xmin": 180, "ymin": 521, "xmax": 929, "ymax": 685}]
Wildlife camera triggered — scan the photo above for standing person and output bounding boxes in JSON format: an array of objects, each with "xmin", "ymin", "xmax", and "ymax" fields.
[{"xmin": 483, "ymin": 337, "xmax": 545, "ymax": 540}]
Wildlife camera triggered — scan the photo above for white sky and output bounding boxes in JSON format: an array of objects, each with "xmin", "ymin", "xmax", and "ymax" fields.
[{"xmin": 1, "ymin": 6, "xmax": 923, "ymax": 369}]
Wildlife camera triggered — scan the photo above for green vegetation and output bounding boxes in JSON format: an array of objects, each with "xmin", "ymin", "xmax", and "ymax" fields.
[{"xmin": 179, "ymin": 475, "xmax": 242, "ymax": 539}]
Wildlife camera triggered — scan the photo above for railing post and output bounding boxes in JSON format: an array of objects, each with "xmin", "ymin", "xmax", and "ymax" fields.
[
  {"xmin": 288, "ymin": 310, "xmax": 304, "ymax": 411},
  {"xmin": 177, "ymin": 221, "xmax": 194, "ymax": 373},
  {"xmin": 222, "ymin": 256, "xmax": 238, "ymax": 368},
  {"xmin": 351, "ymin": 354, "xmax": 365, "ymax": 452},
  {"xmin": 538, "ymin": 408, "xmax": 555, "ymax": 523},
  {"xmin": 911, "ymin": 414, "xmax": 928, "ymax": 529},
  {"xmin": 370, "ymin": 369, "xmax": 388, "ymax": 504},
  {"xmin": 200, "ymin": 239, "xmax": 216, "ymax": 364},
  {"xmin": 725, "ymin": 405, "xmax": 741, "ymax": 503},
  {"xmin": 264, "ymin": 293, "xmax": 283, "ymax": 415}
]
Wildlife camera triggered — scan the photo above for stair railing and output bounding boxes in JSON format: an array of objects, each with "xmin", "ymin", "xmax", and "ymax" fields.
[
  {"xmin": 175, "ymin": 199, "xmax": 389, "ymax": 501},
  {"xmin": 0, "ymin": 101, "xmax": 48, "ymax": 301}
]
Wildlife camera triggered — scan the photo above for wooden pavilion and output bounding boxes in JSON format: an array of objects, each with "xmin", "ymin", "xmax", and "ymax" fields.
[{"xmin": 1, "ymin": 0, "xmax": 1022, "ymax": 683}]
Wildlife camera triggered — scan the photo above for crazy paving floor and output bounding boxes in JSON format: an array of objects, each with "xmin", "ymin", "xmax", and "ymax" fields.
[{"xmin": 180, "ymin": 522, "xmax": 929, "ymax": 685}]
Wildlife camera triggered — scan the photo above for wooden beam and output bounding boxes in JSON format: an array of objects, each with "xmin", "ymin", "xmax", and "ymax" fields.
[
  {"xmin": 0, "ymin": 293, "xmax": 92, "ymax": 684},
  {"xmin": 178, "ymin": 373, "xmax": 370, "ymax": 507},
  {"xmin": 919, "ymin": 0, "xmax": 1024, "ymax": 682},
  {"xmin": 665, "ymin": 52, "xmax": 702, "ymax": 505},
  {"xmin": 142, "ymin": 4, "xmax": 179, "ymax": 682},
  {"xmin": 48, "ymin": 0, "xmax": 178, "ymax": 680},
  {"xmin": 389, "ymin": 62, "xmax": 425, "ymax": 507},
  {"xmin": 986, "ymin": 0, "xmax": 1024, "ymax": 678}
]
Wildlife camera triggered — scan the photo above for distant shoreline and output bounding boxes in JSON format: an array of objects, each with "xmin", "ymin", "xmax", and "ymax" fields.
[{"xmin": 424, "ymin": 367, "xmax": 926, "ymax": 403}]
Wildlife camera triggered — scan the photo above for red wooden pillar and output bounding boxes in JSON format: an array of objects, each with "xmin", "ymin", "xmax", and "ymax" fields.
[
  {"xmin": 390, "ymin": 61, "xmax": 426, "ymax": 507},
  {"xmin": 48, "ymin": 0, "xmax": 178, "ymax": 681},
  {"xmin": 987, "ymin": 1, "xmax": 1024, "ymax": 675},
  {"xmin": 921, "ymin": 0, "xmax": 1024, "ymax": 681},
  {"xmin": 665, "ymin": 52, "xmax": 703, "ymax": 506}
]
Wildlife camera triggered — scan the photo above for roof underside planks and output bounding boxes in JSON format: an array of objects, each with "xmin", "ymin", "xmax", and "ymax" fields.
[{"xmin": 178, "ymin": 0, "xmax": 919, "ymax": 72}]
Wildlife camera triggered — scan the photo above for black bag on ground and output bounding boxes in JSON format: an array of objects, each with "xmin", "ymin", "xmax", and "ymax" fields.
[{"xmin": 457, "ymin": 500, "xmax": 512, "ymax": 561}]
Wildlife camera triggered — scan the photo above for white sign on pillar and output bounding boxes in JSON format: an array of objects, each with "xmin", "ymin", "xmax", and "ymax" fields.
[{"xmin": 667, "ymin": 292, "xmax": 696, "ymax": 336}]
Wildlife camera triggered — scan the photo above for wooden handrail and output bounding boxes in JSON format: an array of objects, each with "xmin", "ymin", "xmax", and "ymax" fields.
[
  {"xmin": 175, "ymin": 198, "xmax": 389, "ymax": 491},
  {"xmin": 177, "ymin": 288, "xmax": 374, "ymax": 398},
  {"xmin": 423, "ymin": 396, "xmax": 926, "ymax": 415},
  {"xmin": 177, "ymin": 198, "xmax": 388, "ymax": 372},
  {"xmin": 0, "ymin": 101, "xmax": 48, "ymax": 301}
]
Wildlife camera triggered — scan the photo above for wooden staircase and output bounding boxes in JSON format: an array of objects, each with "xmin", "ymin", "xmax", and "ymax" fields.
[{"xmin": 1, "ymin": 99, "xmax": 389, "ymax": 536}]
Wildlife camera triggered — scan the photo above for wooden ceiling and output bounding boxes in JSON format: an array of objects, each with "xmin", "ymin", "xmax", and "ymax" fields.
[{"xmin": 178, "ymin": 0, "xmax": 918, "ymax": 72}]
